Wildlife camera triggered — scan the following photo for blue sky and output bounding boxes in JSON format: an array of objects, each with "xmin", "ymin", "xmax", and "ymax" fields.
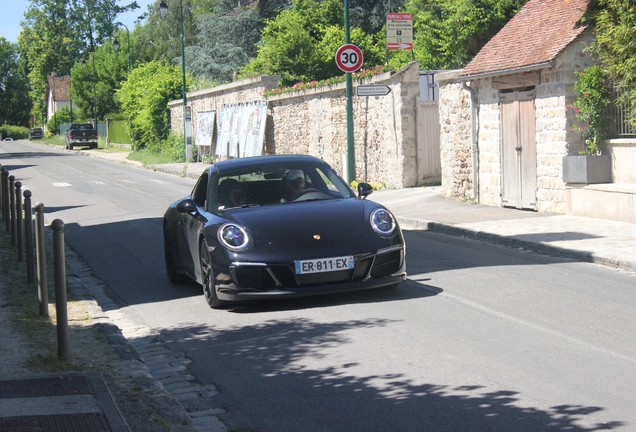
[{"xmin": 1, "ymin": 0, "xmax": 155, "ymax": 44}]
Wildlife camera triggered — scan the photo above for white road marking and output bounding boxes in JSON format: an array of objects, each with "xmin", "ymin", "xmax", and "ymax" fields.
[{"xmin": 52, "ymin": 182, "xmax": 72, "ymax": 187}]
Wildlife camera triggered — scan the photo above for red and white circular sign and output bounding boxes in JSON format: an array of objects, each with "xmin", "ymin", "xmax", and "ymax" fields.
[{"xmin": 335, "ymin": 44, "xmax": 364, "ymax": 73}]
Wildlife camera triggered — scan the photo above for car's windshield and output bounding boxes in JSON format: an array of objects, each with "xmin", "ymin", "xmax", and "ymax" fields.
[{"xmin": 213, "ymin": 164, "xmax": 354, "ymax": 210}]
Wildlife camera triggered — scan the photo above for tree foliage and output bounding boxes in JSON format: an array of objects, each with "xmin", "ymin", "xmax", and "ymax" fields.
[
  {"xmin": 185, "ymin": 7, "xmax": 263, "ymax": 83},
  {"xmin": 117, "ymin": 61, "xmax": 185, "ymax": 149},
  {"xmin": 71, "ymin": 39, "xmax": 129, "ymax": 121},
  {"xmin": 133, "ymin": 0, "xmax": 199, "ymax": 65},
  {"xmin": 19, "ymin": 0, "xmax": 139, "ymax": 125},
  {"xmin": 390, "ymin": 0, "xmax": 527, "ymax": 70},
  {"xmin": 591, "ymin": 0, "xmax": 636, "ymax": 128},
  {"xmin": 242, "ymin": 0, "xmax": 384, "ymax": 85},
  {"xmin": 0, "ymin": 38, "xmax": 31, "ymax": 127}
]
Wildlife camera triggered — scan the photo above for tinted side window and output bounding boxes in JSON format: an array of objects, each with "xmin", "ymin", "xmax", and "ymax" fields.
[{"xmin": 192, "ymin": 173, "xmax": 209, "ymax": 207}]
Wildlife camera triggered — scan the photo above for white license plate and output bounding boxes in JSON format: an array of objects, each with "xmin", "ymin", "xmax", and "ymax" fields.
[{"xmin": 295, "ymin": 255, "xmax": 354, "ymax": 274}]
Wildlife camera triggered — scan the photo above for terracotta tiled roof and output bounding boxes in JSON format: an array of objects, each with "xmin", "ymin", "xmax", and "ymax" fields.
[
  {"xmin": 459, "ymin": 0, "xmax": 590, "ymax": 78},
  {"xmin": 47, "ymin": 75, "xmax": 71, "ymax": 102}
]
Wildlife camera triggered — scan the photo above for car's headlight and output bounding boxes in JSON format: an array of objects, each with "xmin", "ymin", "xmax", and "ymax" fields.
[
  {"xmin": 217, "ymin": 223, "xmax": 251, "ymax": 252},
  {"xmin": 370, "ymin": 208, "xmax": 396, "ymax": 237}
]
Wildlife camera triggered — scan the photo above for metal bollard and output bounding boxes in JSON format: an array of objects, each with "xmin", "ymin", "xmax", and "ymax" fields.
[
  {"xmin": 52, "ymin": 219, "xmax": 69, "ymax": 360},
  {"xmin": 34, "ymin": 203, "xmax": 48, "ymax": 317},
  {"xmin": 15, "ymin": 181, "xmax": 23, "ymax": 262},
  {"xmin": 24, "ymin": 190, "xmax": 34, "ymax": 285},
  {"xmin": 9, "ymin": 175, "xmax": 15, "ymax": 242},
  {"xmin": 2, "ymin": 169, "xmax": 8, "ymax": 229}
]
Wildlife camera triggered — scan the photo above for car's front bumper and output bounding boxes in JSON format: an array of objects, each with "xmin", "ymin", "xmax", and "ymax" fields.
[{"xmin": 215, "ymin": 245, "xmax": 406, "ymax": 302}]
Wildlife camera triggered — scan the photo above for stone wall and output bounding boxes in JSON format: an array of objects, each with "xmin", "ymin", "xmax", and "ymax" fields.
[
  {"xmin": 436, "ymin": 73, "xmax": 473, "ymax": 199},
  {"xmin": 438, "ymin": 30, "xmax": 595, "ymax": 212},
  {"xmin": 169, "ymin": 63, "xmax": 422, "ymax": 188}
]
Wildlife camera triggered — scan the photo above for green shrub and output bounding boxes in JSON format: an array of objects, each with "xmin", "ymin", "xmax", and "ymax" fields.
[
  {"xmin": 108, "ymin": 120, "xmax": 131, "ymax": 144},
  {"xmin": 567, "ymin": 66, "xmax": 611, "ymax": 155},
  {"xmin": 45, "ymin": 107, "xmax": 77, "ymax": 135},
  {"xmin": 117, "ymin": 61, "xmax": 184, "ymax": 150},
  {"xmin": 162, "ymin": 133, "xmax": 187, "ymax": 162},
  {"xmin": 1, "ymin": 124, "xmax": 29, "ymax": 140}
]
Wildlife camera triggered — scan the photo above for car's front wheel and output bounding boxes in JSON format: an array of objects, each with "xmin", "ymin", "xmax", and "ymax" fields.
[{"xmin": 200, "ymin": 239, "xmax": 228, "ymax": 309}]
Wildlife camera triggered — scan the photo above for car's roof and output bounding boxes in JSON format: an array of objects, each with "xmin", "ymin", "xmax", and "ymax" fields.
[{"xmin": 211, "ymin": 155, "xmax": 328, "ymax": 174}]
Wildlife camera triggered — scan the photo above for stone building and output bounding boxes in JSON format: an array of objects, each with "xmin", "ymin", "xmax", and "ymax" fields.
[{"xmin": 438, "ymin": 0, "xmax": 594, "ymax": 213}]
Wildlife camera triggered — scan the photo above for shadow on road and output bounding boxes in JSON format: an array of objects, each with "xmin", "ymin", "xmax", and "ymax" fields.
[{"xmin": 150, "ymin": 318, "xmax": 624, "ymax": 431}]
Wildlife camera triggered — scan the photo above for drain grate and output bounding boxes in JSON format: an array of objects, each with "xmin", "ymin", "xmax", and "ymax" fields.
[
  {"xmin": 0, "ymin": 376, "xmax": 93, "ymax": 399},
  {"xmin": 0, "ymin": 413, "xmax": 110, "ymax": 432}
]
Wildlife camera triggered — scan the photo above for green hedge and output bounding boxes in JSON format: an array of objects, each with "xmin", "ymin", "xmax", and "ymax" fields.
[
  {"xmin": 1, "ymin": 124, "xmax": 29, "ymax": 140},
  {"xmin": 108, "ymin": 120, "xmax": 132, "ymax": 144}
]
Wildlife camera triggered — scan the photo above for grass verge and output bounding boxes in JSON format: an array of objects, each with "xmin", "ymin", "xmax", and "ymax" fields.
[{"xmin": 128, "ymin": 149, "xmax": 175, "ymax": 165}]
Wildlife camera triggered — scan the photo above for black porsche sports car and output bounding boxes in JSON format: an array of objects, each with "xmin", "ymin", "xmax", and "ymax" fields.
[{"xmin": 163, "ymin": 155, "xmax": 406, "ymax": 309}]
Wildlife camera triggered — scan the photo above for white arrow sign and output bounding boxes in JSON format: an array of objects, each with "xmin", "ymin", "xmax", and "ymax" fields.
[{"xmin": 356, "ymin": 85, "xmax": 392, "ymax": 97}]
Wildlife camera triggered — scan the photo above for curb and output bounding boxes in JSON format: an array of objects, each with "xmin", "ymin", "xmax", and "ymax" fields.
[{"xmin": 396, "ymin": 216, "xmax": 633, "ymax": 272}]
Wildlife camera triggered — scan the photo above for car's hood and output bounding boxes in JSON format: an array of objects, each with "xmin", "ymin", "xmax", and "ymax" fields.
[{"xmin": 225, "ymin": 199, "xmax": 367, "ymax": 246}]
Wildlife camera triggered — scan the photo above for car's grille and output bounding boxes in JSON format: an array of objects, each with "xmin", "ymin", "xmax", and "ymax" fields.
[{"xmin": 233, "ymin": 248, "xmax": 402, "ymax": 290}]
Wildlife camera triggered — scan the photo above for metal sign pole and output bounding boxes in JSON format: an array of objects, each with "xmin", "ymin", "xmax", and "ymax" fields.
[{"xmin": 344, "ymin": 0, "xmax": 355, "ymax": 184}]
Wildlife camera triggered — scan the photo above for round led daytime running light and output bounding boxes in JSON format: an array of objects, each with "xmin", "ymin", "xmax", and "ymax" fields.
[
  {"xmin": 370, "ymin": 208, "xmax": 396, "ymax": 237},
  {"xmin": 217, "ymin": 223, "xmax": 251, "ymax": 252}
]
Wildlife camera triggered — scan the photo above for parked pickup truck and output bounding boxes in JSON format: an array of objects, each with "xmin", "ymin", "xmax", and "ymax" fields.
[{"xmin": 65, "ymin": 123, "xmax": 98, "ymax": 150}]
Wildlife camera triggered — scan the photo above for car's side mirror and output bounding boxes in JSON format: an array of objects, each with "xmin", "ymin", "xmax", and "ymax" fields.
[
  {"xmin": 176, "ymin": 199, "xmax": 198, "ymax": 214},
  {"xmin": 357, "ymin": 182, "xmax": 373, "ymax": 199}
]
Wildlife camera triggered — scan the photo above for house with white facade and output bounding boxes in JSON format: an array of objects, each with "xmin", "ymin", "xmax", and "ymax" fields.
[{"xmin": 46, "ymin": 74, "xmax": 74, "ymax": 124}]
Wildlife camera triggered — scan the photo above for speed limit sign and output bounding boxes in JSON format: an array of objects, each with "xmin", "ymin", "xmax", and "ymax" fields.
[{"xmin": 335, "ymin": 44, "xmax": 364, "ymax": 73}]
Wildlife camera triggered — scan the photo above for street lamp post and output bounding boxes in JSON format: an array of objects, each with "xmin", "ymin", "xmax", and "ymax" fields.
[
  {"xmin": 113, "ymin": 22, "xmax": 131, "ymax": 73},
  {"xmin": 159, "ymin": 0, "xmax": 190, "ymax": 161}
]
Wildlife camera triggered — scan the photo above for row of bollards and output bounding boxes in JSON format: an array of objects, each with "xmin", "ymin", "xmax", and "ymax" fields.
[{"xmin": 0, "ymin": 165, "xmax": 69, "ymax": 360}]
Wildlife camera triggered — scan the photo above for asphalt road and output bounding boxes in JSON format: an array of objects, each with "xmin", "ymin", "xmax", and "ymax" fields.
[{"xmin": 3, "ymin": 140, "xmax": 636, "ymax": 431}]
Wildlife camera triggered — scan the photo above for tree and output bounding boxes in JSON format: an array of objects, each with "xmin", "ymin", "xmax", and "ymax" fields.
[
  {"xmin": 242, "ymin": 0, "xmax": 384, "ymax": 85},
  {"xmin": 132, "ymin": 0, "xmax": 198, "ymax": 65},
  {"xmin": 20, "ymin": 0, "xmax": 81, "ymax": 125},
  {"xmin": 185, "ymin": 7, "xmax": 263, "ymax": 83},
  {"xmin": 591, "ymin": 0, "xmax": 636, "ymax": 127},
  {"xmin": 71, "ymin": 39, "xmax": 128, "ymax": 121},
  {"xmin": 20, "ymin": 0, "xmax": 139, "ymax": 125},
  {"xmin": 0, "ymin": 38, "xmax": 31, "ymax": 127},
  {"xmin": 117, "ymin": 61, "xmax": 185, "ymax": 149}
]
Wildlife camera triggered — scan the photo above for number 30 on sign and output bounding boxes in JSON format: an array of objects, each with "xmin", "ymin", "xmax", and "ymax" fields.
[{"xmin": 335, "ymin": 44, "xmax": 364, "ymax": 73}]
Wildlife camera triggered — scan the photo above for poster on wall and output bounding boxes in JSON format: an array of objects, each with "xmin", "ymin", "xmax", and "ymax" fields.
[
  {"xmin": 215, "ymin": 101, "xmax": 268, "ymax": 158},
  {"xmin": 216, "ymin": 104, "xmax": 234, "ymax": 157},
  {"xmin": 243, "ymin": 100, "xmax": 268, "ymax": 157},
  {"xmin": 228, "ymin": 104, "xmax": 243, "ymax": 157},
  {"xmin": 195, "ymin": 110, "xmax": 215, "ymax": 148}
]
